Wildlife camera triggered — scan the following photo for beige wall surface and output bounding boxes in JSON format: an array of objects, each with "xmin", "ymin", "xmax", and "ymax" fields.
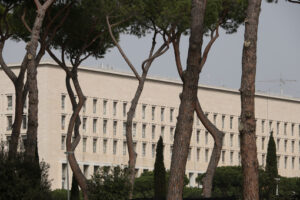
[{"xmin": 1, "ymin": 63, "xmax": 300, "ymax": 189}]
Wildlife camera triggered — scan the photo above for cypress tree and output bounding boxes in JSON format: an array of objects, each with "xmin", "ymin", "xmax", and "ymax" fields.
[
  {"xmin": 265, "ymin": 131, "xmax": 278, "ymax": 199},
  {"xmin": 154, "ymin": 136, "xmax": 166, "ymax": 200}
]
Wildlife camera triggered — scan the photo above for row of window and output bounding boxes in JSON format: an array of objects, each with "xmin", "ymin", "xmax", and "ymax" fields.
[
  {"xmin": 6, "ymin": 115, "xmax": 27, "ymax": 130},
  {"xmin": 61, "ymin": 95, "xmax": 176, "ymax": 123}
]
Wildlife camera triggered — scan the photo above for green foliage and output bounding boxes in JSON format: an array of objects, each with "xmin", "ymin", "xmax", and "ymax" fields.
[
  {"xmin": 183, "ymin": 187, "xmax": 203, "ymax": 198},
  {"xmin": 154, "ymin": 136, "xmax": 166, "ymax": 200},
  {"xmin": 0, "ymin": 149, "xmax": 52, "ymax": 200},
  {"xmin": 264, "ymin": 131, "xmax": 278, "ymax": 199},
  {"xmin": 87, "ymin": 166, "xmax": 130, "ymax": 200},
  {"xmin": 133, "ymin": 171, "xmax": 154, "ymax": 199}
]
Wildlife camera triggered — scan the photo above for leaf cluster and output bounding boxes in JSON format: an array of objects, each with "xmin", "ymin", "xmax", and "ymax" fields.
[{"xmin": 87, "ymin": 166, "xmax": 130, "ymax": 200}]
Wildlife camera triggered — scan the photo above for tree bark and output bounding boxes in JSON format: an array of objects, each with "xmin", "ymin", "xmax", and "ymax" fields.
[
  {"xmin": 65, "ymin": 70, "xmax": 88, "ymax": 200},
  {"xmin": 25, "ymin": 0, "xmax": 56, "ymax": 161},
  {"xmin": 167, "ymin": 1, "xmax": 207, "ymax": 199},
  {"xmin": 239, "ymin": 0, "xmax": 262, "ymax": 199},
  {"xmin": 195, "ymin": 99, "xmax": 224, "ymax": 197}
]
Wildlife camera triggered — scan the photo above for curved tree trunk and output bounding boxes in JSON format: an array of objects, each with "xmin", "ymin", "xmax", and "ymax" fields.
[
  {"xmin": 195, "ymin": 99, "xmax": 224, "ymax": 197},
  {"xmin": 167, "ymin": 1, "xmax": 207, "ymax": 199},
  {"xmin": 65, "ymin": 71, "xmax": 88, "ymax": 200},
  {"xmin": 239, "ymin": 0, "xmax": 262, "ymax": 199}
]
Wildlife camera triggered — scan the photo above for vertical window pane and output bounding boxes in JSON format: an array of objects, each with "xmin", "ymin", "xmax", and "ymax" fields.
[
  {"xmin": 113, "ymin": 101, "xmax": 117, "ymax": 116},
  {"xmin": 113, "ymin": 121, "xmax": 117, "ymax": 136},
  {"xmin": 93, "ymin": 99, "xmax": 97, "ymax": 113},
  {"xmin": 83, "ymin": 138, "xmax": 87, "ymax": 152},
  {"xmin": 103, "ymin": 100, "xmax": 107, "ymax": 115},
  {"xmin": 152, "ymin": 106, "xmax": 155, "ymax": 120},
  {"xmin": 7, "ymin": 95, "xmax": 12, "ymax": 110},
  {"xmin": 123, "ymin": 102, "xmax": 127, "ymax": 117},
  {"xmin": 93, "ymin": 138, "xmax": 97, "ymax": 153},
  {"xmin": 61, "ymin": 95, "xmax": 66, "ymax": 110}
]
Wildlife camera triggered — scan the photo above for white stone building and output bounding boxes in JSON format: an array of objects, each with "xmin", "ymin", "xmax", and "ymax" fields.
[{"xmin": 1, "ymin": 62, "xmax": 300, "ymax": 189}]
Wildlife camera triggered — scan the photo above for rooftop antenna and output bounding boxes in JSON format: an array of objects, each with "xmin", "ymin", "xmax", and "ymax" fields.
[{"xmin": 256, "ymin": 74, "xmax": 297, "ymax": 95}]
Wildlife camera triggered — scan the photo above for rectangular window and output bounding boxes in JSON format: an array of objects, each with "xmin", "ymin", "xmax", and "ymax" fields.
[
  {"xmin": 262, "ymin": 154, "xmax": 265, "ymax": 167},
  {"xmin": 113, "ymin": 140, "xmax": 117, "ymax": 155},
  {"xmin": 284, "ymin": 140, "xmax": 287, "ymax": 152},
  {"xmin": 93, "ymin": 118, "xmax": 97, "ymax": 133},
  {"xmin": 262, "ymin": 137, "xmax": 265, "ymax": 150},
  {"xmin": 142, "ymin": 124, "xmax": 146, "ymax": 138},
  {"xmin": 113, "ymin": 121, "xmax": 117, "ymax": 136},
  {"xmin": 7, "ymin": 95, "xmax": 12, "ymax": 110},
  {"xmin": 61, "ymin": 94, "xmax": 66, "ymax": 110},
  {"xmin": 196, "ymin": 130, "xmax": 200, "ymax": 143},
  {"xmin": 152, "ymin": 144, "xmax": 155, "ymax": 158},
  {"xmin": 83, "ymin": 117, "xmax": 87, "ymax": 131},
  {"xmin": 238, "ymin": 134, "xmax": 241, "ymax": 147},
  {"xmin": 93, "ymin": 138, "xmax": 97, "ymax": 153},
  {"xmin": 213, "ymin": 114, "xmax": 217, "ymax": 125},
  {"xmin": 22, "ymin": 115, "xmax": 27, "ymax": 129},
  {"xmin": 188, "ymin": 148, "xmax": 192, "ymax": 161},
  {"xmin": 103, "ymin": 100, "xmax": 107, "ymax": 115},
  {"xmin": 230, "ymin": 133, "xmax": 234, "ymax": 147},
  {"xmin": 161, "ymin": 107, "xmax": 165, "ymax": 122},
  {"xmin": 93, "ymin": 99, "xmax": 97, "ymax": 113},
  {"xmin": 284, "ymin": 123, "xmax": 287, "ymax": 135},
  {"xmin": 142, "ymin": 105, "xmax": 146, "ymax": 120},
  {"xmin": 170, "ymin": 145, "xmax": 173, "ymax": 158},
  {"xmin": 170, "ymin": 108, "xmax": 174, "ymax": 122},
  {"xmin": 197, "ymin": 148, "xmax": 200, "ymax": 161},
  {"xmin": 123, "ymin": 122, "xmax": 126, "ymax": 136},
  {"xmin": 113, "ymin": 101, "xmax": 117, "ymax": 116},
  {"xmin": 103, "ymin": 119, "xmax": 107, "ymax": 134},
  {"xmin": 83, "ymin": 138, "xmax": 87, "ymax": 152},
  {"xmin": 161, "ymin": 126, "xmax": 165, "ymax": 138},
  {"xmin": 123, "ymin": 141, "xmax": 127, "ymax": 155},
  {"xmin": 299, "ymin": 125, "xmax": 300, "ymax": 137},
  {"xmin": 61, "ymin": 115, "xmax": 66, "ymax": 130},
  {"xmin": 222, "ymin": 150, "xmax": 225, "ymax": 163},
  {"xmin": 299, "ymin": 141, "xmax": 300, "ymax": 153},
  {"xmin": 284, "ymin": 156, "xmax": 288, "ymax": 169},
  {"xmin": 152, "ymin": 106, "xmax": 155, "ymax": 120},
  {"xmin": 277, "ymin": 122, "xmax": 280, "ymax": 135},
  {"xmin": 262, "ymin": 120, "xmax": 265, "ymax": 133},
  {"xmin": 230, "ymin": 116, "xmax": 233, "ymax": 129},
  {"xmin": 292, "ymin": 157, "xmax": 295, "ymax": 169},
  {"xmin": 230, "ymin": 151, "xmax": 234, "ymax": 164},
  {"xmin": 222, "ymin": 115, "xmax": 225, "ymax": 129},
  {"xmin": 133, "ymin": 123, "xmax": 137, "ymax": 137},
  {"xmin": 170, "ymin": 127, "xmax": 174, "ymax": 141},
  {"xmin": 82, "ymin": 101, "xmax": 86, "ymax": 113},
  {"xmin": 61, "ymin": 135, "xmax": 65, "ymax": 150},
  {"xmin": 103, "ymin": 139, "xmax": 107, "ymax": 154},
  {"xmin": 292, "ymin": 140, "xmax": 295, "ymax": 153},
  {"xmin": 84, "ymin": 165, "xmax": 89, "ymax": 178},
  {"xmin": 62, "ymin": 164, "xmax": 67, "ymax": 189},
  {"xmin": 205, "ymin": 149, "xmax": 209, "ymax": 162},
  {"xmin": 152, "ymin": 125, "xmax": 155, "ymax": 140},
  {"xmin": 277, "ymin": 139, "xmax": 280, "ymax": 150},
  {"xmin": 269, "ymin": 121, "xmax": 272, "ymax": 131},
  {"xmin": 277, "ymin": 156, "xmax": 280, "ymax": 168},
  {"xmin": 142, "ymin": 143, "xmax": 146, "ymax": 157},
  {"xmin": 292, "ymin": 124, "xmax": 295, "ymax": 136},
  {"xmin": 123, "ymin": 102, "xmax": 127, "ymax": 117},
  {"xmin": 205, "ymin": 131, "xmax": 208, "ymax": 145}
]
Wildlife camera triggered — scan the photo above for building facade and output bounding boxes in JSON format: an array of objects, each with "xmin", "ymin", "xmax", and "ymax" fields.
[{"xmin": 1, "ymin": 62, "xmax": 300, "ymax": 189}]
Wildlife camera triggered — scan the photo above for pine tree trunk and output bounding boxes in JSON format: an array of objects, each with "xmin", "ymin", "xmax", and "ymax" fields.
[
  {"xmin": 239, "ymin": 0, "xmax": 262, "ymax": 199},
  {"xmin": 25, "ymin": 9, "xmax": 46, "ymax": 161},
  {"xmin": 167, "ymin": 1, "xmax": 207, "ymax": 199},
  {"xmin": 195, "ymin": 100, "xmax": 224, "ymax": 197},
  {"xmin": 127, "ymin": 74, "xmax": 147, "ymax": 199}
]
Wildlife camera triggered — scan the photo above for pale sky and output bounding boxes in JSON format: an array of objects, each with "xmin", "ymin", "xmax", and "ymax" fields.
[{"xmin": 3, "ymin": 1, "xmax": 300, "ymax": 97}]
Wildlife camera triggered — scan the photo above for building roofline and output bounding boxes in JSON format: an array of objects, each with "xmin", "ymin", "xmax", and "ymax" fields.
[{"xmin": 4, "ymin": 61, "xmax": 300, "ymax": 103}]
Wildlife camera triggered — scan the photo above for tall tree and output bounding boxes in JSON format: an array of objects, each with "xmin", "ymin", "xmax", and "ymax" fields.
[
  {"xmin": 47, "ymin": 1, "xmax": 117, "ymax": 198},
  {"xmin": 170, "ymin": 0, "xmax": 247, "ymax": 196},
  {"xmin": 154, "ymin": 136, "xmax": 166, "ymax": 200},
  {"xmin": 265, "ymin": 131, "xmax": 278, "ymax": 199},
  {"xmin": 239, "ymin": 0, "xmax": 262, "ymax": 199},
  {"xmin": 167, "ymin": 1, "xmax": 207, "ymax": 199},
  {"xmin": 0, "ymin": 0, "xmax": 71, "ymax": 159},
  {"xmin": 106, "ymin": 1, "xmax": 174, "ymax": 197}
]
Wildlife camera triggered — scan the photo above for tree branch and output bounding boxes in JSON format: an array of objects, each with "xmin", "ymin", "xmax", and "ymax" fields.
[
  {"xmin": 199, "ymin": 24, "xmax": 219, "ymax": 71},
  {"xmin": 21, "ymin": 9, "xmax": 32, "ymax": 34},
  {"xmin": 0, "ymin": 42, "xmax": 17, "ymax": 83},
  {"xmin": 34, "ymin": 0, "xmax": 42, "ymax": 9},
  {"xmin": 172, "ymin": 35, "xmax": 183, "ymax": 81},
  {"xmin": 106, "ymin": 15, "xmax": 141, "ymax": 81},
  {"xmin": 287, "ymin": 0, "xmax": 300, "ymax": 4}
]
